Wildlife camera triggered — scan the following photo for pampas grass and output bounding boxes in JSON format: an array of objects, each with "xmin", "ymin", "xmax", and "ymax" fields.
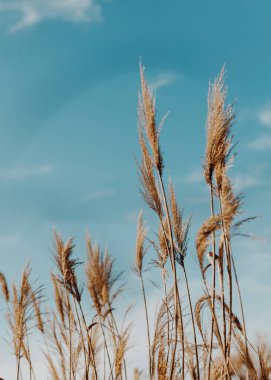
[{"xmin": 0, "ymin": 64, "xmax": 269, "ymax": 380}]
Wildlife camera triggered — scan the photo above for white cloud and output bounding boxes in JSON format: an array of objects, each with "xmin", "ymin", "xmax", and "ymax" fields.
[
  {"xmin": 123, "ymin": 209, "xmax": 139, "ymax": 223},
  {"xmin": 0, "ymin": 163, "xmax": 53, "ymax": 180},
  {"xmin": 0, "ymin": 0, "xmax": 102, "ymax": 32},
  {"xmin": 150, "ymin": 72, "xmax": 180, "ymax": 91},
  {"xmin": 232, "ymin": 173, "xmax": 261, "ymax": 192},
  {"xmin": 247, "ymin": 135, "xmax": 271, "ymax": 150},
  {"xmin": 0, "ymin": 233, "xmax": 20, "ymax": 245},
  {"xmin": 258, "ymin": 104, "xmax": 271, "ymax": 127},
  {"xmin": 81, "ymin": 189, "xmax": 115, "ymax": 201},
  {"xmin": 185, "ymin": 168, "xmax": 203, "ymax": 184}
]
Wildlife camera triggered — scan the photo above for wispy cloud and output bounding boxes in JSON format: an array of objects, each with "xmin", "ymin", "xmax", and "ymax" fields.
[
  {"xmin": 258, "ymin": 103, "xmax": 271, "ymax": 127},
  {"xmin": 150, "ymin": 72, "xmax": 180, "ymax": 91},
  {"xmin": 247, "ymin": 135, "xmax": 271, "ymax": 150},
  {"xmin": 232, "ymin": 173, "xmax": 262, "ymax": 192},
  {"xmin": 123, "ymin": 209, "xmax": 139, "ymax": 223},
  {"xmin": 232, "ymin": 161, "xmax": 271, "ymax": 192},
  {"xmin": 0, "ymin": 233, "xmax": 20, "ymax": 246},
  {"xmin": 0, "ymin": 163, "xmax": 53, "ymax": 180},
  {"xmin": 0, "ymin": 0, "xmax": 102, "ymax": 32},
  {"xmin": 185, "ymin": 168, "xmax": 204, "ymax": 184},
  {"xmin": 81, "ymin": 189, "xmax": 115, "ymax": 201}
]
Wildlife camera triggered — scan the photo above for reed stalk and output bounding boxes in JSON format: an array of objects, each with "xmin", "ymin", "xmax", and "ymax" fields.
[
  {"xmin": 157, "ymin": 174, "xmax": 185, "ymax": 380},
  {"xmin": 140, "ymin": 273, "xmax": 152, "ymax": 379},
  {"xmin": 207, "ymin": 182, "xmax": 217, "ymax": 380},
  {"xmin": 78, "ymin": 301, "xmax": 98, "ymax": 380}
]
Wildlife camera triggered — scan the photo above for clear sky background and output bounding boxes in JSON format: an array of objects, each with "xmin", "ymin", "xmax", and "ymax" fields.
[{"xmin": 0, "ymin": 0, "xmax": 270, "ymax": 377}]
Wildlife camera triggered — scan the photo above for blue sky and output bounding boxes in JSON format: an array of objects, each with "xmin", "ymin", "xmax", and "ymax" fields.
[{"xmin": 0, "ymin": 0, "xmax": 270, "ymax": 376}]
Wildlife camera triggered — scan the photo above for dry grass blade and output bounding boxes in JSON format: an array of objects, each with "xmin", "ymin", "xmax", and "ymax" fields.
[
  {"xmin": 195, "ymin": 295, "xmax": 208, "ymax": 342},
  {"xmin": 195, "ymin": 294, "xmax": 242, "ymax": 335}
]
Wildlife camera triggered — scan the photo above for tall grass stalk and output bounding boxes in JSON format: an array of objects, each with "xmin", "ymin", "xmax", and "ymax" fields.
[{"xmin": 207, "ymin": 182, "xmax": 217, "ymax": 380}]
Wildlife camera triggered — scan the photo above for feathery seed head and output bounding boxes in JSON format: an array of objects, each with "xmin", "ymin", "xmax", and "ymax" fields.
[
  {"xmin": 221, "ymin": 171, "xmax": 242, "ymax": 237},
  {"xmin": 86, "ymin": 236, "xmax": 121, "ymax": 315},
  {"xmin": 7, "ymin": 264, "xmax": 41, "ymax": 358},
  {"xmin": 169, "ymin": 182, "xmax": 190, "ymax": 264},
  {"xmin": 137, "ymin": 129, "xmax": 163, "ymax": 217},
  {"xmin": 134, "ymin": 210, "xmax": 147, "ymax": 275},
  {"xmin": 0, "ymin": 272, "xmax": 9, "ymax": 303},
  {"xmin": 204, "ymin": 66, "xmax": 235, "ymax": 189},
  {"xmin": 53, "ymin": 230, "xmax": 82, "ymax": 302},
  {"xmin": 196, "ymin": 215, "xmax": 222, "ymax": 269},
  {"xmin": 31, "ymin": 288, "xmax": 44, "ymax": 334},
  {"xmin": 51, "ymin": 273, "xmax": 65, "ymax": 324},
  {"xmin": 158, "ymin": 218, "xmax": 170, "ymax": 262},
  {"xmin": 115, "ymin": 326, "xmax": 130, "ymax": 379},
  {"xmin": 139, "ymin": 64, "xmax": 163, "ymax": 174}
]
